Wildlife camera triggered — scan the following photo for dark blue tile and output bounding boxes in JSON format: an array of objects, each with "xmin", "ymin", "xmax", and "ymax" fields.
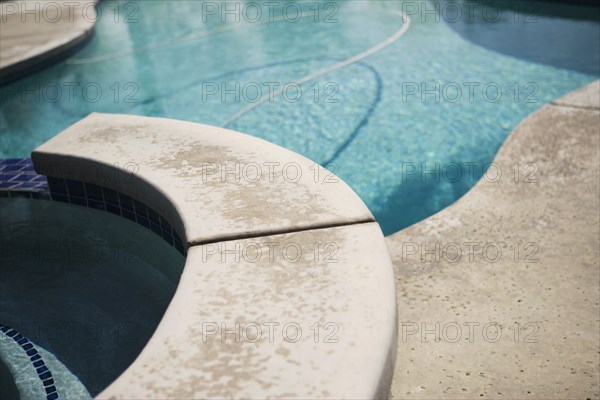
[
  {"xmin": 133, "ymin": 200, "xmax": 147, "ymax": 216},
  {"xmin": 69, "ymin": 196, "xmax": 86, "ymax": 206},
  {"xmin": 0, "ymin": 173, "xmax": 16, "ymax": 182},
  {"xmin": 26, "ymin": 349, "xmax": 38, "ymax": 357},
  {"xmin": 20, "ymin": 182, "xmax": 41, "ymax": 189},
  {"xmin": 6, "ymin": 330, "xmax": 17, "ymax": 337},
  {"xmin": 122, "ymin": 210, "xmax": 136, "ymax": 222},
  {"xmin": 150, "ymin": 222, "xmax": 162, "ymax": 236},
  {"xmin": 66, "ymin": 180, "xmax": 85, "ymax": 197},
  {"xmin": 47, "ymin": 392, "xmax": 58, "ymax": 400},
  {"xmin": 36, "ymin": 365, "xmax": 49, "ymax": 374},
  {"xmin": 11, "ymin": 172, "xmax": 37, "ymax": 182},
  {"xmin": 0, "ymin": 181, "xmax": 19, "ymax": 189},
  {"xmin": 30, "ymin": 353, "xmax": 41, "ymax": 361},
  {"xmin": 137, "ymin": 217, "xmax": 150, "ymax": 229},
  {"xmin": 13, "ymin": 334, "xmax": 23, "ymax": 341},
  {"xmin": 33, "ymin": 360, "xmax": 44, "ymax": 368},
  {"xmin": 85, "ymin": 183, "xmax": 103, "ymax": 201},
  {"xmin": 148, "ymin": 208, "xmax": 159, "ymax": 224},
  {"xmin": 162, "ymin": 229, "xmax": 173, "ymax": 245},
  {"xmin": 173, "ymin": 231, "xmax": 182, "ymax": 244},
  {"xmin": 42, "ymin": 378, "xmax": 54, "ymax": 387},
  {"xmin": 32, "ymin": 175, "xmax": 47, "ymax": 182},
  {"xmin": 0, "ymin": 325, "xmax": 9, "ymax": 332},
  {"xmin": 3, "ymin": 164, "xmax": 24, "ymax": 172},
  {"xmin": 103, "ymin": 188, "xmax": 119, "ymax": 206},
  {"xmin": 44, "ymin": 385, "xmax": 56, "ymax": 394},
  {"xmin": 119, "ymin": 193, "xmax": 134, "ymax": 211},
  {"xmin": 159, "ymin": 217, "xmax": 171, "ymax": 232},
  {"xmin": 22, "ymin": 343, "xmax": 33, "ymax": 351},
  {"xmin": 106, "ymin": 204, "xmax": 121, "ymax": 216},
  {"xmin": 174, "ymin": 241, "xmax": 185, "ymax": 255},
  {"xmin": 47, "ymin": 177, "xmax": 67, "ymax": 194},
  {"xmin": 39, "ymin": 371, "xmax": 51, "ymax": 380},
  {"xmin": 87, "ymin": 199, "xmax": 105, "ymax": 211},
  {"xmin": 52, "ymin": 194, "xmax": 69, "ymax": 203}
]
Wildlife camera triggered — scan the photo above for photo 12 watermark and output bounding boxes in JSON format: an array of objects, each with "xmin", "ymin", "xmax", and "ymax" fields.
[
  {"xmin": 200, "ymin": 240, "xmax": 339, "ymax": 264},
  {"xmin": 201, "ymin": 321, "xmax": 341, "ymax": 344},
  {"xmin": 400, "ymin": 321, "xmax": 541, "ymax": 344},
  {"xmin": 399, "ymin": 241, "xmax": 540, "ymax": 264},
  {"xmin": 1, "ymin": 81, "xmax": 140, "ymax": 104}
]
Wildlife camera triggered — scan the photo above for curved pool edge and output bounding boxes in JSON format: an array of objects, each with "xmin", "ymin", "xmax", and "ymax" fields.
[
  {"xmin": 28, "ymin": 113, "xmax": 397, "ymax": 399},
  {"xmin": 387, "ymin": 80, "xmax": 600, "ymax": 398},
  {"xmin": 0, "ymin": 0, "xmax": 99, "ymax": 84}
]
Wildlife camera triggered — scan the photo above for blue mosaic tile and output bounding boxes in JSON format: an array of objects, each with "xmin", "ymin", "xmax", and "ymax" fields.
[
  {"xmin": 48, "ymin": 177, "xmax": 66, "ymax": 194},
  {"xmin": 84, "ymin": 183, "xmax": 103, "ymax": 201},
  {"xmin": 119, "ymin": 193, "xmax": 134, "ymax": 211},
  {"xmin": 87, "ymin": 199, "xmax": 105, "ymax": 211},
  {"xmin": 1, "ymin": 158, "xmax": 186, "ymax": 256},
  {"xmin": 39, "ymin": 371, "xmax": 51, "ymax": 380},
  {"xmin": 69, "ymin": 196, "xmax": 87, "ymax": 206},
  {"xmin": 66, "ymin": 180, "xmax": 85, "ymax": 197},
  {"xmin": 122, "ymin": 209, "xmax": 136, "ymax": 222},
  {"xmin": 0, "ymin": 324, "xmax": 58, "ymax": 399},
  {"xmin": 103, "ymin": 188, "xmax": 119, "ymax": 206}
]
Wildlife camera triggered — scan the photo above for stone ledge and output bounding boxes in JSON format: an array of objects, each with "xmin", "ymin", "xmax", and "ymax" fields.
[
  {"xmin": 32, "ymin": 113, "xmax": 374, "ymax": 246},
  {"xmin": 0, "ymin": 0, "xmax": 98, "ymax": 83},
  {"xmin": 29, "ymin": 113, "xmax": 395, "ymax": 399}
]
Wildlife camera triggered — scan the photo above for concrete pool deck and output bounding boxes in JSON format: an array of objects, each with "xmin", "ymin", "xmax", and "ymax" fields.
[{"xmin": 388, "ymin": 80, "xmax": 600, "ymax": 399}]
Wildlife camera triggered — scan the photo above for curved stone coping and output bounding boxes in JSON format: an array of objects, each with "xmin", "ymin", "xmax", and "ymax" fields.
[
  {"xmin": 32, "ymin": 113, "xmax": 375, "ymax": 246},
  {"xmin": 0, "ymin": 0, "xmax": 98, "ymax": 83},
  {"xmin": 387, "ymin": 80, "xmax": 600, "ymax": 398},
  {"xmin": 30, "ymin": 113, "xmax": 396, "ymax": 398}
]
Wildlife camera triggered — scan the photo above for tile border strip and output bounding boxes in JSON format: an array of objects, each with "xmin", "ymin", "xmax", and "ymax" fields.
[
  {"xmin": 0, "ymin": 158, "xmax": 186, "ymax": 256},
  {"xmin": 0, "ymin": 323, "xmax": 58, "ymax": 400}
]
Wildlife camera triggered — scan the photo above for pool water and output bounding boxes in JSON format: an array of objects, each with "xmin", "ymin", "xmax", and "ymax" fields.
[
  {"xmin": 0, "ymin": 0, "xmax": 598, "ymax": 234},
  {"xmin": 0, "ymin": 197, "xmax": 184, "ymax": 396}
]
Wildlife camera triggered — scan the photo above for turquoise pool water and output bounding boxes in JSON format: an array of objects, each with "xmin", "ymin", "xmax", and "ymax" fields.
[{"xmin": 1, "ymin": 0, "xmax": 598, "ymax": 234}]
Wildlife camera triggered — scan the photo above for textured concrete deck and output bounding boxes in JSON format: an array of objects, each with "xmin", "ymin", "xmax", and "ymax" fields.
[
  {"xmin": 0, "ymin": 0, "xmax": 97, "ymax": 82},
  {"xmin": 388, "ymin": 81, "xmax": 600, "ymax": 399}
]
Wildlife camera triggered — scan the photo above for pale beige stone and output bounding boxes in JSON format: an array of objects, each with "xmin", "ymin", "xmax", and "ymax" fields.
[{"xmin": 388, "ymin": 80, "xmax": 600, "ymax": 399}]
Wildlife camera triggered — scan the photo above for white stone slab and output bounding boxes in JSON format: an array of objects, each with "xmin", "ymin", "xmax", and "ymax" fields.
[
  {"xmin": 32, "ymin": 113, "xmax": 374, "ymax": 245},
  {"xmin": 98, "ymin": 222, "xmax": 397, "ymax": 399}
]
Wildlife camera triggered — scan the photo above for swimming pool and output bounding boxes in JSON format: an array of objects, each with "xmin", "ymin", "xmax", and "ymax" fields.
[{"xmin": 1, "ymin": 0, "xmax": 598, "ymax": 234}]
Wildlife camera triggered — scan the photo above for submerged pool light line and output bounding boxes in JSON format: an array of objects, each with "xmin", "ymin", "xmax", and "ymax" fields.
[{"xmin": 221, "ymin": 9, "xmax": 411, "ymax": 128}]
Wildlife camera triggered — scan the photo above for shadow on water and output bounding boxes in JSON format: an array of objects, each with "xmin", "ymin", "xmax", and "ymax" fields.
[
  {"xmin": 374, "ymin": 156, "xmax": 491, "ymax": 235},
  {"xmin": 440, "ymin": 0, "xmax": 600, "ymax": 75}
]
